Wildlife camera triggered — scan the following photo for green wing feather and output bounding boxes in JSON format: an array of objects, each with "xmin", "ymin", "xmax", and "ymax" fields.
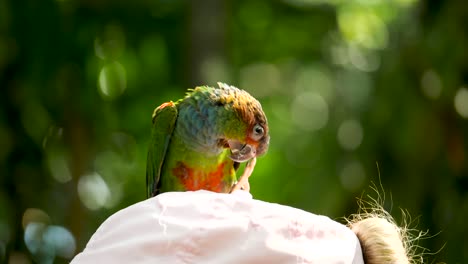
[{"xmin": 146, "ymin": 102, "xmax": 178, "ymax": 198}]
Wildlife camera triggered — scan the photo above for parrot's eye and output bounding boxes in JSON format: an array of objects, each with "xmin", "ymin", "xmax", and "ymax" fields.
[{"xmin": 252, "ymin": 124, "xmax": 264, "ymax": 141}]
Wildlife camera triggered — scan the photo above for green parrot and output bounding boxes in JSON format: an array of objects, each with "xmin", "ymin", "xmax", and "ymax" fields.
[{"xmin": 146, "ymin": 82, "xmax": 269, "ymax": 197}]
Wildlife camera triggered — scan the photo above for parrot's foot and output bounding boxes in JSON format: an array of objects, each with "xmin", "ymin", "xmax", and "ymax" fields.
[{"xmin": 231, "ymin": 157, "xmax": 257, "ymax": 193}]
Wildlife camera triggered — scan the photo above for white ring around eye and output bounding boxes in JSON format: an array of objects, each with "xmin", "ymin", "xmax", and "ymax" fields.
[{"xmin": 252, "ymin": 124, "xmax": 264, "ymax": 140}]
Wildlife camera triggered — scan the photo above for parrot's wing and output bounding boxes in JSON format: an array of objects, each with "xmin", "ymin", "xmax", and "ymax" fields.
[{"xmin": 146, "ymin": 101, "xmax": 178, "ymax": 198}]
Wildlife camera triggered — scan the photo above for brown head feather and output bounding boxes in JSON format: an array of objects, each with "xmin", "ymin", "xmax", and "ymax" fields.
[{"xmin": 216, "ymin": 82, "xmax": 269, "ymax": 156}]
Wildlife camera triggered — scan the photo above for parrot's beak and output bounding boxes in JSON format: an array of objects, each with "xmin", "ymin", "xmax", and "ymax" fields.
[{"xmin": 227, "ymin": 140, "xmax": 256, "ymax": 163}]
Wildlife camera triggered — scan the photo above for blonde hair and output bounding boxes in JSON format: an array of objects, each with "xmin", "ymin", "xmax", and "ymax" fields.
[{"xmin": 345, "ymin": 186, "xmax": 428, "ymax": 264}]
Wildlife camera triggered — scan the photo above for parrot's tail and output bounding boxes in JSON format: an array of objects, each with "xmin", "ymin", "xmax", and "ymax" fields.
[{"xmin": 345, "ymin": 185, "xmax": 433, "ymax": 264}]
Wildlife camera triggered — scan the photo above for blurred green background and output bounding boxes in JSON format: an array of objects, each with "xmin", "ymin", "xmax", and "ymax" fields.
[{"xmin": 0, "ymin": 0, "xmax": 466, "ymax": 262}]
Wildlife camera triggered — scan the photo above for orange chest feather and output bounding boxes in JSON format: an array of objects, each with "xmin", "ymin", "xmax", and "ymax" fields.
[{"xmin": 171, "ymin": 161, "xmax": 232, "ymax": 192}]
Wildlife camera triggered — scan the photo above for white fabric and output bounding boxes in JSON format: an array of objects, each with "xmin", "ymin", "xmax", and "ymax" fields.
[{"xmin": 71, "ymin": 190, "xmax": 363, "ymax": 264}]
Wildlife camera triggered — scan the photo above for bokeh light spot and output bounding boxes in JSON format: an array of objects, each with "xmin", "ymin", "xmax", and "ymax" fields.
[
  {"xmin": 22, "ymin": 209, "xmax": 50, "ymax": 230},
  {"xmin": 24, "ymin": 222, "xmax": 50, "ymax": 259},
  {"xmin": 291, "ymin": 92, "xmax": 329, "ymax": 131},
  {"xmin": 240, "ymin": 63, "xmax": 280, "ymax": 98},
  {"xmin": 78, "ymin": 172, "xmax": 111, "ymax": 210},
  {"xmin": 8, "ymin": 252, "xmax": 31, "ymax": 264},
  {"xmin": 98, "ymin": 61, "xmax": 127, "ymax": 100},
  {"xmin": 337, "ymin": 119, "xmax": 363, "ymax": 150},
  {"xmin": 42, "ymin": 226, "xmax": 76, "ymax": 258},
  {"xmin": 24, "ymin": 222, "xmax": 75, "ymax": 263},
  {"xmin": 330, "ymin": 44, "xmax": 349, "ymax": 66},
  {"xmin": 294, "ymin": 65, "xmax": 334, "ymax": 102},
  {"xmin": 21, "ymin": 102, "xmax": 51, "ymax": 145},
  {"xmin": 94, "ymin": 24, "xmax": 125, "ymax": 60},
  {"xmin": 454, "ymin": 87, "xmax": 468, "ymax": 118},
  {"xmin": 46, "ymin": 152, "xmax": 71, "ymax": 183},
  {"xmin": 421, "ymin": 69, "xmax": 442, "ymax": 99},
  {"xmin": 421, "ymin": 70, "xmax": 442, "ymax": 99},
  {"xmin": 339, "ymin": 160, "xmax": 366, "ymax": 192},
  {"xmin": 338, "ymin": 6, "xmax": 388, "ymax": 50},
  {"xmin": 201, "ymin": 56, "xmax": 231, "ymax": 86},
  {"xmin": 348, "ymin": 45, "xmax": 380, "ymax": 72}
]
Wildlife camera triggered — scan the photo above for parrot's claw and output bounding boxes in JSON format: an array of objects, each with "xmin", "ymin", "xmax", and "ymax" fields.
[{"xmin": 231, "ymin": 157, "xmax": 256, "ymax": 193}]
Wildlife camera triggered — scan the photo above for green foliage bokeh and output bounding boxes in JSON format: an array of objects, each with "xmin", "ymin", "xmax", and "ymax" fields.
[{"xmin": 1, "ymin": 0, "xmax": 467, "ymax": 262}]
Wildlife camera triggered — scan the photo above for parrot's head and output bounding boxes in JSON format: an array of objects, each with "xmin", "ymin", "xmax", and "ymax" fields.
[{"xmin": 214, "ymin": 82, "xmax": 270, "ymax": 163}]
